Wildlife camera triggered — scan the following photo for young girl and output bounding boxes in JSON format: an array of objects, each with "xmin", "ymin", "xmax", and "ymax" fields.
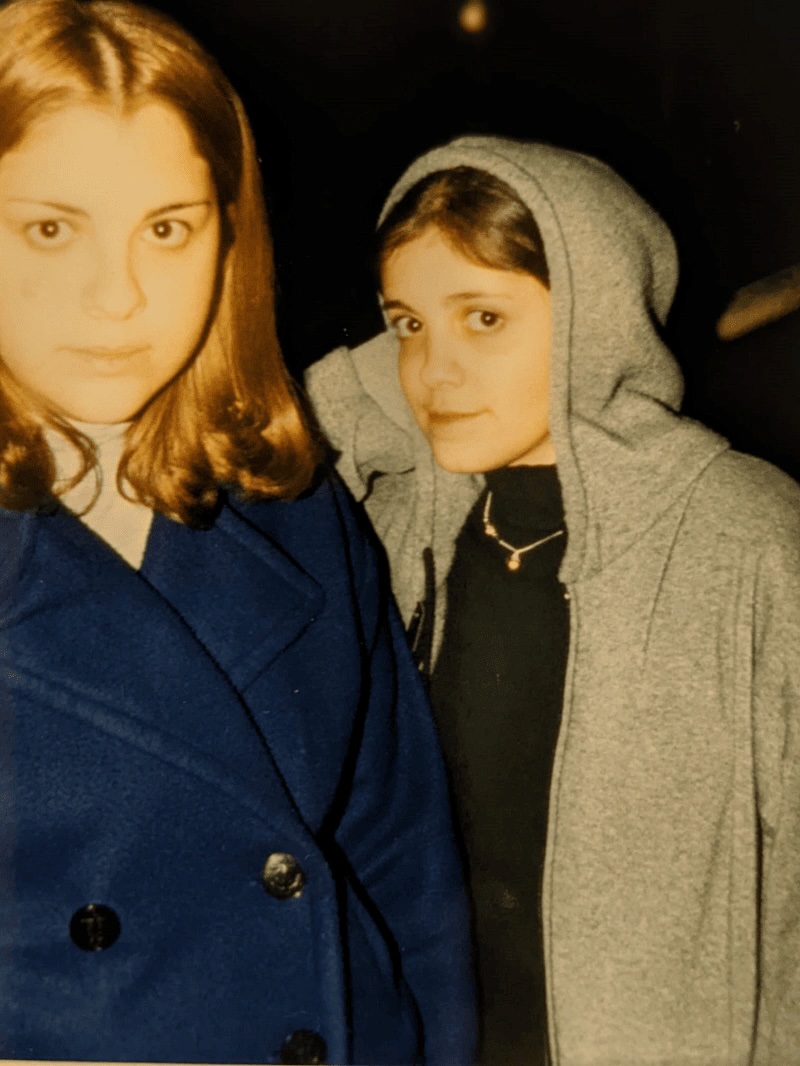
[
  {"xmin": 308, "ymin": 137, "xmax": 800, "ymax": 1064},
  {"xmin": 0, "ymin": 2, "xmax": 476, "ymax": 1062}
]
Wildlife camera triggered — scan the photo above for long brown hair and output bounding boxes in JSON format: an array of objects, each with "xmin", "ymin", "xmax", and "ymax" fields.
[
  {"xmin": 377, "ymin": 165, "xmax": 550, "ymax": 288},
  {"xmin": 0, "ymin": 0, "xmax": 321, "ymax": 525}
]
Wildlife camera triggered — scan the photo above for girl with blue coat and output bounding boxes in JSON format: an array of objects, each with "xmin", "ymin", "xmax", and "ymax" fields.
[{"xmin": 0, "ymin": 2, "xmax": 476, "ymax": 1062}]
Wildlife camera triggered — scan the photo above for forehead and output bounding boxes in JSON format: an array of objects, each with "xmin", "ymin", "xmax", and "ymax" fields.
[
  {"xmin": 0, "ymin": 100, "xmax": 213, "ymax": 205},
  {"xmin": 382, "ymin": 226, "xmax": 535, "ymax": 297}
]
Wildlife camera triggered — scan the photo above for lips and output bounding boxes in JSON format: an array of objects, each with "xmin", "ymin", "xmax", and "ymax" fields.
[
  {"xmin": 426, "ymin": 409, "xmax": 483, "ymax": 425},
  {"xmin": 64, "ymin": 345, "xmax": 150, "ymax": 374},
  {"xmin": 68, "ymin": 345, "xmax": 148, "ymax": 361}
]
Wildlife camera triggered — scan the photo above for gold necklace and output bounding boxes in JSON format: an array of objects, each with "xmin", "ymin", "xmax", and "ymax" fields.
[{"xmin": 482, "ymin": 490, "xmax": 564, "ymax": 572}]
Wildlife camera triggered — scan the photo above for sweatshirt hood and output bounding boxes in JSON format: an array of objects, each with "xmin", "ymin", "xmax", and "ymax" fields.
[{"xmin": 375, "ymin": 136, "xmax": 728, "ymax": 582}]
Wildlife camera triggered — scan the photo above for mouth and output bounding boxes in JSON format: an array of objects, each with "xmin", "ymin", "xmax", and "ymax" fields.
[
  {"xmin": 426, "ymin": 409, "xmax": 484, "ymax": 426},
  {"xmin": 65, "ymin": 345, "xmax": 149, "ymax": 369}
]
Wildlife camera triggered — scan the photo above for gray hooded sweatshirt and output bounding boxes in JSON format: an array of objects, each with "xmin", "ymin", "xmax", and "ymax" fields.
[{"xmin": 306, "ymin": 137, "xmax": 800, "ymax": 1066}]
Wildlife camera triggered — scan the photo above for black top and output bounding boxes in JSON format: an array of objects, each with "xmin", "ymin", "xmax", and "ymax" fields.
[{"xmin": 429, "ymin": 465, "xmax": 569, "ymax": 1066}]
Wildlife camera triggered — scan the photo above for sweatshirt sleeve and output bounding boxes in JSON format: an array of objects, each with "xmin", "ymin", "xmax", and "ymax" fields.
[
  {"xmin": 752, "ymin": 527, "xmax": 800, "ymax": 1064},
  {"xmin": 330, "ymin": 482, "xmax": 477, "ymax": 1065},
  {"xmin": 305, "ymin": 345, "xmax": 371, "ymax": 501},
  {"xmin": 305, "ymin": 334, "xmax": 417, "ymax": 498}
]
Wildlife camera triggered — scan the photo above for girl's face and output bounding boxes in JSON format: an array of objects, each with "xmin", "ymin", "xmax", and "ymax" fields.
[
  {"xmin": 381, "ymin": 226, "xmax": 555, "ymax": 473},
  {"xmin": 0, "ymin": 100, "xmax": 221, "ymax": 424}
]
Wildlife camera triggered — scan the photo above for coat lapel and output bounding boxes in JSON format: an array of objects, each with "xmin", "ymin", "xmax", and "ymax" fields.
[
  {"xmin": 0, "ymin": 504, "xmax": 320, "ymax": 838},
  {"xmin": 140, "ymin": 500, "xmax": 324, "ymax": 692}
]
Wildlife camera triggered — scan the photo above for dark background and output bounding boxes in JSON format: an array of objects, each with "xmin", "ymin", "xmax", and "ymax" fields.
[{"xmin": 159, "ymin": 0, "xmax": 800, "ymax": 477}]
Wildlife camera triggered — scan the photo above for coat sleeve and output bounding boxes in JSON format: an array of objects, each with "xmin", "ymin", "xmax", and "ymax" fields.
[
  {"xmin": 329, "ymin": 483, "xmax": 477, "ymax": 1065},
  {"xmin": 752, "ymin": 527, "xmax": 800, "ymax": 1064}
]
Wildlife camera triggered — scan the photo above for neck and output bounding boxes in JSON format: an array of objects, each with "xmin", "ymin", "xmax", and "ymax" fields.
[{"xmin": 483, "ymin": 464, "xmax": 564, "ymax": 535}]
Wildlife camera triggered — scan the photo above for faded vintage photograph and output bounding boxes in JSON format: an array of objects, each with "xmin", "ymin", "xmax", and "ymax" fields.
[{"xmin": 1, "ymin": 1, "xmax": 799, "ymax": 1064}]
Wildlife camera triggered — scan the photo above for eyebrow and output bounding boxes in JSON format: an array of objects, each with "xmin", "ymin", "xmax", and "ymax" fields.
[
  {"xmin": 144, "ymin": 200, "xmax": 213, "ymax": 221},
  {"xmin": 444, "ymin": 290, "xmax": 516, "ymax": 303},
  {"xmin": 5, "ymin": 198, "xmax": 212, "ymax": 221},
  {"xmin": 382, "ymin": 291, "xmax": 516, "ymax": 312}
]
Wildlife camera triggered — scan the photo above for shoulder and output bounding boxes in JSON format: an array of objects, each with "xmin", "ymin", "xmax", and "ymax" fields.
[
  {"xmin": 232, "ymin": 475, "xmax": 394, "ymax": 646},
  {"xmin": 230, "ymin": 472, "xmax": 383, "ymax": 593},
  {"xmin": 305, "ymin": 334, "xmax": 418, "ymax": 501},
  {"xmin": 0, "ymin": 508, "xmax": 39, "ymax": 607},
  {"xmin": 687, "ymin": 450, "xmax": 800, "ymax": 548},
  {"xmin": 305, "ymin": 332, "xmax": 400, "ymax": 408},
  {"xmin": 305, "ymin": 333, "xmax": 401, "ymax": 440}
]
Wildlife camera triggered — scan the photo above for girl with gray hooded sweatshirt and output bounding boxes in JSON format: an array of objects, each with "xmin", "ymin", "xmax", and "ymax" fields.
[{"xmin": 307, "ymin": 137, "xmax": 800, "ymax": 1066}]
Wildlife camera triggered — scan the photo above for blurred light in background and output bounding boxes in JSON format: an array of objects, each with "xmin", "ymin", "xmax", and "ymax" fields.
[{"xmin": 458, "ymin": 0, "xmax": 489, "ymax": 34}]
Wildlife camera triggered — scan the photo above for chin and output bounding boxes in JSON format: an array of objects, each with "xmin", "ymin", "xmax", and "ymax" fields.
[
  {"xmin": 70, "ymin": 413, "xmax": 139, "ymax": 426},
  {"xmin": 55, "ymin": 395, "xmax": 149, "ymax": 426},
  {"xmin": 429, "ymin": 441, "xmax": 499, "ymax": 475}
]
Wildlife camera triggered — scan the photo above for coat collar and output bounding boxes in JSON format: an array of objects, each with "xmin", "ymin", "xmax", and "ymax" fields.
[
  {"xmin": 0, "ymin": 500, "xmax": 323, "ymax": 836},
  {"xmin": 141, "ymin": 499, "xmax": 324, "ymax": 692}
]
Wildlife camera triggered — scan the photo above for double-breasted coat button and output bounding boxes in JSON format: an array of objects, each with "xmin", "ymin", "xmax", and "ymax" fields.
[
  {"xmin": 280, "ymin": 1029, "xmax": 327, "ymax": 1065},
  {"xmin": 69, "ymin": 904, "xmax": 121, "ymax": 951},
  {"xmin": 262, "ymin": 852, "xmax": 305, "ymax": 900}
]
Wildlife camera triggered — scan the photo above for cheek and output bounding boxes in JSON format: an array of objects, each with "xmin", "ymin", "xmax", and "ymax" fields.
[
  {"xmin": 476, "ymin": 351, "xmax": 550, "ymax": 444},
  {"xmin": 516, "ymin": 357, "xmax": 550, "ymax": 406},
  {"xmin": 397, "ymin": 346, "xmax": 423, "ymax": 407},
  {"xmin": 20, "ymin": 274, "xmax": 41, "ymax": 301},
  {"xmin": 0, "ymin": 270, "xmax": 56, "ymax": 358},
  {"xmin": 0, "ymin": 249, "xmax": 54, "ymax": 306},
  {"xmin": 18, "ymin": 268, "xmax": 79, "ymax": 330},
  {"xmin": 506, "ymin": 335, "xmax": 552, "ymax": 410},
  {"xmin": 146, "ymin": 250, "xmax": 218, "ymax": 341},
  {"xmin": 0, "ymin": 253, "xmax": 84, "ymax": 343}
]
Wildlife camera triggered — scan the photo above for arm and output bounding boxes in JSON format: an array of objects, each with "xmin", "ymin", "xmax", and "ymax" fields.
[
  {"xmin": 752, "ymin": 530, "xmax": 800, "ymax": 1063},
  {"xmin": 331, "ymin": 484, "xmax": 477, "ymax": 1065}
]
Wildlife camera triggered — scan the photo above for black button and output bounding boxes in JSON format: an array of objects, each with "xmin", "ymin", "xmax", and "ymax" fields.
[
  {"xmin": 70, "ymin": 903, "xmax": 121, "ymax": 952},
  {"xmin": 280, "ymin": 1029, "xmax": 327, "ymax": 1065},
  {"xmin": 262, "ymin": 852, "xmax": 305, "ymax": 900}
]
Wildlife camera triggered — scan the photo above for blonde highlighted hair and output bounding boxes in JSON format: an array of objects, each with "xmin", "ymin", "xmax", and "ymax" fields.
[{"xmin": 0, "ymin": 0, "xmax": 321, "ymax": 525}]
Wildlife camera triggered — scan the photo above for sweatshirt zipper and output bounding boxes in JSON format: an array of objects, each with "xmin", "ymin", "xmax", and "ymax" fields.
[
  {"xmin": 542, "ymin": 579, "xmax": 577, "ymax": 1066},
  {"xmin": 406, "ymin": 546, "xmax": 436, "ymax": 678}
]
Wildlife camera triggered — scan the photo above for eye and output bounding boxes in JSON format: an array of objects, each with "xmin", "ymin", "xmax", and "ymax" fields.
[
  {"xmin": 25, "ymin": 219, "xmax": 75, "ymax": 249},
  {"xmin": 466, "ymin": 309, "xmax": 502, "ymax": 332},
  {"xmin": 391, "ymin": 315, "xmax": 423, "ymax": 339},
  {"xmin": 143, "ymin": 219, "xmax": 192, "ymax": 249}
]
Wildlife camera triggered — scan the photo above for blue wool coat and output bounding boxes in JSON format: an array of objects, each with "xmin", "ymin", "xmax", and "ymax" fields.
[{"xmin": 0, "ymin": 475, "xmax": 476, "ymax": 1064}]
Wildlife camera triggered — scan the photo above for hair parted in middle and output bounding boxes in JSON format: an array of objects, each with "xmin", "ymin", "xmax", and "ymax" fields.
[
  {"xmin": 376, "ymin": 166, "xmax": 550, "ymax": 289},
  {"xmin": 0, "ymin": 0, "xmax": 321, "ymax": 526}
]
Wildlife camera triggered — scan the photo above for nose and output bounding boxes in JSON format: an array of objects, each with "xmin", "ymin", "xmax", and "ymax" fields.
[
  {"xmin": 82, "ymin": 243, "xmax": 146, "ymax": 321},
  {"xmin": 418, "ymin": 330, "xmax": 465, "ymax": 390}
]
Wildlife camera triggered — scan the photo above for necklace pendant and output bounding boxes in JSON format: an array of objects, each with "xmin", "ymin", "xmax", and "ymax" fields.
[{"xmin": 483, "ymin": 490, "xmax": 564, "ymax": 574}]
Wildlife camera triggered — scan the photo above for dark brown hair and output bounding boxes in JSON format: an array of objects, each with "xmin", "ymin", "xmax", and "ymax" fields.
[
  {"xmin": 377, "ymin": 165, "xmax": 550, "ymax": 287},
  {"xmin": 0, "ymin": 0, "xmax": 321, "ymax": 525}
]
